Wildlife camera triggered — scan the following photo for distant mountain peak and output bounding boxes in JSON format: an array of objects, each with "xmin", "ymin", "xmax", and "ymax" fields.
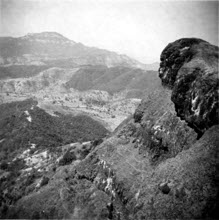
[
  {"xmin": 20, "ymin": 31, "xmax": 76, "ymax": 44},
  {"xmin": 0, "ymin": 32, "xmax": 145, "ymax": 68},
  {"xmin": 25, "ymin": 31, "xmax": 67, "ymax": 38}
]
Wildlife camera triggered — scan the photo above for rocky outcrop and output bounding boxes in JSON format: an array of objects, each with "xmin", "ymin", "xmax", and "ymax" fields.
[
  {"xmin": 133, "ymin": 87, "xmax": 197, "ymax": 163},
  {"xmin": 159, "ymin": 38, "xmax": 219, "ymax": 136}
]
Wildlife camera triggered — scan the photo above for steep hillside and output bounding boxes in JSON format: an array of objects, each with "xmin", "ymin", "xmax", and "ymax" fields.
[
  {"xmin": 65, "ymin": 65, "xmax": 160, "ymax": 96},
  {"xmin": 0, "ymin": 65, "xmax": 51, "ymax": 80},
  {"xmin": 0, "ymin": 99, "xmax": 108, "ymax": 161},
  {"xmin": 0, "ymin": 98, "xmax": 109, "ymax": 217},
  {"xmin": 0, "ymin": 32, "xmax": 145, "ymax": 69},
  {"xmin": 1, "ymin": 38, "xmax": 218, "ymax": 220}
]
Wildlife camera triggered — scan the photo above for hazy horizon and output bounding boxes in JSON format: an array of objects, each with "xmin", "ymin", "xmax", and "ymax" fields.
[{"xmin": 0, "ymin": 0, "xmax": 218, "ymax": 63}]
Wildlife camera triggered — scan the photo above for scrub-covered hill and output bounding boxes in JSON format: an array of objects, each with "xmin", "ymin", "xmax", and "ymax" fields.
[
  {"xmin": 0, "ymin": 98, "xmax": 108, "ymax": 161},
  {"xmin": 65, "ymin": 65, "xmax": 160, "ymax": 96}
]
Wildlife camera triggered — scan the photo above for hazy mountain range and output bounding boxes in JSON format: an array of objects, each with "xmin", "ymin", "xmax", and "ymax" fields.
[{"xmin": 0, "ymin": 32, "xmax": 156, "ymax": 69}]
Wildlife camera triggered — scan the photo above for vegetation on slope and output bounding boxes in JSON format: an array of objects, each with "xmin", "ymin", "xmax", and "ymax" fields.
[
  {"xmin": 0, "ymin": 98, "xmax": 109, "ymax": 217},
  {"xmin": 0, "ymin": 65, "xmax": 50, "ymax": 80},
  {"xmin": 0, "ymin": 98, "xmax": 109, "ymax": 162},
  {"xmin": 65, "ymin": 65, "xmax": 160, "ymax": 96}
]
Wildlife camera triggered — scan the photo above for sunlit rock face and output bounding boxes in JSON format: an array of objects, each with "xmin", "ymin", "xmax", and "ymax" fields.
[{"xmin": 159, "ymin": 38, "xmax": 219, "ymax": 136}]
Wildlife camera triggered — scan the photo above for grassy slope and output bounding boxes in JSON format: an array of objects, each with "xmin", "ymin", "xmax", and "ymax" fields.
[
  {"xmin": 0, "ymin": 98, "xmax": 109, "ymax": 162},
  {"xmin": 65, "ymin": 65, "xmax": 160, "ymax": 96}
]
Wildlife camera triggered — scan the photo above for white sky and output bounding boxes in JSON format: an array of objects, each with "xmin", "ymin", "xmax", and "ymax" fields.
[{"xmin": 0, "ymin": 0, "xmax": 218, "ymax": 63}]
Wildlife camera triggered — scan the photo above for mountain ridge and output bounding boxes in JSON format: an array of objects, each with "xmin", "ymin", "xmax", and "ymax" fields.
[{"xmin": 0, "ymin": 32, "xmax": 146, "ymax": 69}]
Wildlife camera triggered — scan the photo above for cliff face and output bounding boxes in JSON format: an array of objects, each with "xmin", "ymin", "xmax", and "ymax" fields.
[
  {"xmin": 2, "ymin": 38, "xmax": 218, "ymax": 220},
  {"xmin": 159, "ymin": 38, "xmax": 219, "ymax": 136}
]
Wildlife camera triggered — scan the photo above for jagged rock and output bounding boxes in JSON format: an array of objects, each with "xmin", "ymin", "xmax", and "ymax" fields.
[{"xmin": 159, "ymin": 38, "xmax": 219, "ymax": 136}]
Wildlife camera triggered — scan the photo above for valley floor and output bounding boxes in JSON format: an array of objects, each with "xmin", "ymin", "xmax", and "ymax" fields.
[{"xmin": 0, "ymin": 90, "xmax": 141, "ymax": 131}]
